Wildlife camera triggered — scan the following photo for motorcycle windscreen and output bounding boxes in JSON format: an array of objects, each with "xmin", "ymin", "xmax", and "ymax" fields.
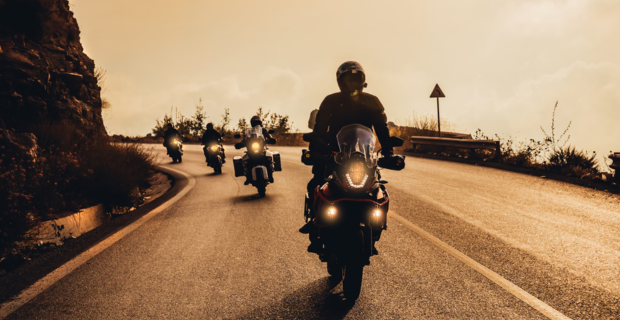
[
  {"xmin": 245, "ymin": 126, "xmax": 265, "ymax": 141},
  {"xmin": 335, "ymin": 124, "xmax": 377, "ymax": 168}
]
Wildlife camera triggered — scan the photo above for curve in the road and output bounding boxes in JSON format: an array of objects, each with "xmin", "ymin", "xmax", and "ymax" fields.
[{"xmin": 0, "ymin": 166, "xmax": 196, "ymax": 320}]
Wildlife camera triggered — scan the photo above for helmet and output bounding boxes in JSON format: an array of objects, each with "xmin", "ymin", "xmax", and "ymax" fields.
[
  {"xmin": 337, "ymin": 61, "xmax": 365, "ymax": 80},
  {"xmin": 206, "ymin": 122, "xmax": 214, "ymax": 130},
  {"xmin": 250, "ymin": 115, "xmax": 262, "ymax": 128},
  {"xmin": 336, "ymin": 61, "xmax": 367, "ymax": 97}
]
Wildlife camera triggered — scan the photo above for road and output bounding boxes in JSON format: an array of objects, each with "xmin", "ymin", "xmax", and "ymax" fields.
[{"xmin": 3, "ymin": 145, "xmax": 619, "ymax": 319}]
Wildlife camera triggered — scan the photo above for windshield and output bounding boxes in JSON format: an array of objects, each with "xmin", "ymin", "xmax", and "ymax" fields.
[
  {"xmin": 336, "ymin": 124, "xmax": 377, "ymax": 167},
  {"xmin": 245, "ymin": 126, "xmax": 265, "ymax": 141}
]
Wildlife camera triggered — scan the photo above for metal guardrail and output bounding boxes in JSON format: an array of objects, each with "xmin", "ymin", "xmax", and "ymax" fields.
[{"xmin": 410, "ymin": 136, "xmax": 501, "ymax": 159}]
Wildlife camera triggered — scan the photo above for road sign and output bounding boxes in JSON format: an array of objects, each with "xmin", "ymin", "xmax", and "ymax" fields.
[
  {"xmin": 430, "ymin": 84, "xmax": 445, "ymax": 98},
  {"xmin": 430, "ymin": 84, "xmax": 445, "ymax": 137}
]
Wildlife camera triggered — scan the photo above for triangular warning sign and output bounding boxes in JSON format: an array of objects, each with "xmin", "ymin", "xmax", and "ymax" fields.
[{"xmin": 430, "ymin": 84, "xmax": 445, "ymax": 98}]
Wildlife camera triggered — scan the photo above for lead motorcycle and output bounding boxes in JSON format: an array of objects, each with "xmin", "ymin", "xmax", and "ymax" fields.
[
  {"xmin": 301, "ymin": 124, "xmax": 405, "ymax": 301},
  {"xmin": 204, "ymin": 141, "xmax": 225, "ymax": 174},
  {"xmin": 233, "ymin": 126, "xmax": 282, "ymax": 197}
]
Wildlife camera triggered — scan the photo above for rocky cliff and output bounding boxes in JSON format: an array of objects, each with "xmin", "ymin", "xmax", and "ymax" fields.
[{"xmin": 0, "ymin": 0, "xmax": 106, "ymax": 138}]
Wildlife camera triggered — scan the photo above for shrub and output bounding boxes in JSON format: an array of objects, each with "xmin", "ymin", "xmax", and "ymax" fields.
[
  {"xmin": 547, "ymin": 146, "xmax": 598, "ymax": 177},
  {"xmin": 1, "ymin": 123, "xmax": 154, "ymax": 260}
]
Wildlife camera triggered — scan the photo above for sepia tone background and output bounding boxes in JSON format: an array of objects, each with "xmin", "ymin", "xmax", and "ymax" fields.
[{"xmin": 71, "ymin": 0, "xmax": 619, "ymax": 159}]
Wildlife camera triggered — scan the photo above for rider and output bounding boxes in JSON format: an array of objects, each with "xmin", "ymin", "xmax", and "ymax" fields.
[
  {"xmin": 201, "ymin": 122, "xmax": 226, "ymax": 163},
  {"xmin": 241, "ymin": 115, "xmax": 275, "ymax": 185},
  {"xmin": 163, "ymin": 123, "xmax": 183, "ymax": 155},
  {"xmin": 302, "ymin": 61, "xmax": 394, "ymax": 254}
]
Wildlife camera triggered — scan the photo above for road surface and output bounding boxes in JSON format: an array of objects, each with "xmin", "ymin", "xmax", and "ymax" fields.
[{"xmin": 3, "ymin": 145, "xmax": 619, "ymax": 319}]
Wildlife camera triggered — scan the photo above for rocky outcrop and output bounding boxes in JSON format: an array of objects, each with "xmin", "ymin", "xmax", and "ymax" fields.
[{"xmin": 0, "ymin": 0, "xmax": 106, "ymax": 138}]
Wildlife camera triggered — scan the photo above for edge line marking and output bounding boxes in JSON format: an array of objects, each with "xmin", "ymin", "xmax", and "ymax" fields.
[
  {"xmin": 388, "ymin": 211, "xmax": 571, "ymax": 320},
  {"xmin": 0, "ymin": 166, "xmax": 196, "ymax": 319}
]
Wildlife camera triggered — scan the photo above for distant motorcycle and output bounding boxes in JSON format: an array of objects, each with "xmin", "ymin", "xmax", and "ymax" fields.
[
  {"xmin": 204, "ymin": 142, "xmax": 224, "ymax": 174},
  {"xmin": 233, "ymin": 126, "xmax": 282, "ymax": 197},
  {"xmin": 301, "ymin": 124, "xmax": 405, "ymax": 301},
  {"xmin": 168, "ymin": 139, "xmax": 183, "ymax": 163}
]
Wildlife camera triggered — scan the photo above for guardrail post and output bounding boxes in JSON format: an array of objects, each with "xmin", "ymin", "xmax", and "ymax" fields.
[
  {"xmin": 610, "ymin": 152, "xmax": 620, "ymax": 183},
  {"xmin": 493, "ymin": 141, "xmax": 501, "ymax": 161}
]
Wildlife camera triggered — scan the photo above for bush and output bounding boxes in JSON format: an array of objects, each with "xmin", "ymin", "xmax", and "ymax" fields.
[
  {"xmin": 547, "ymin": 146, "xmax": 598, "ymax": 177},
  {"xmin": 1, "ymin": 123, "xmax": 154, "ymax": 259}
]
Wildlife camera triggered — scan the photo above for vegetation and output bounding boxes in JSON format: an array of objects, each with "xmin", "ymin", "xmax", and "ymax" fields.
[
  {"xmin": 152, "ymin": 102, "xmax": 294, "ymax": 141},
  {"xmin": 1, "ymin": 123, "xmax": 154, "ymax": 269},
  {"xmin": 394, "ymin": 101, "xmax": 606, "ymax": 181}
]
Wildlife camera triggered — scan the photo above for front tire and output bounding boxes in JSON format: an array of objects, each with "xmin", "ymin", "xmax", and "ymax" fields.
[
  {"xmin": 213, "ymin": 157, "xmax": 222, "ymax": 174},
  {"xmin": 327, "ymin": 253, "xmax": 343, "ymax": 283},
  {"xmin": 254, "ymin": 168, "xmax": 267, "ymax": 197},
  {"xmin": 343, "ymin": 229, "xmax": 365, "ymax": 302}
]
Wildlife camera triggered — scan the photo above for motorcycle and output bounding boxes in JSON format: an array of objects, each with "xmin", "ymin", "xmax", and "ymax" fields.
[
  {"xmin": 233, "ymin": 126, "xmax": 282, "ymax": 197},
  {"xmin": 301, "ymin": 124, "xmax": 405, "ymax": 301},
  {"xmin": 167, "ymin": 139, "xmax": 183, "ymax": 163},
  {"xmin": 204, "ymin": 141, "xmax": 224, "ymax": 174}
]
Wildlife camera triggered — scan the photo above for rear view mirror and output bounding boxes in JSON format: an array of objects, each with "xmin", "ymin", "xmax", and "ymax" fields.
[
  {"xmin": 234, "ymin": 134, "xmax": 241, "ymax": 139},
  {"xmin": 378, "ymin": 155, "xmax": 405, "ymax": 170},
  {"xmin": 268, "ymin": 129, "xmax": 275, "ymax": 134},
  {"xmin": 234, "ymin": 142, "xmax": 244, "ymax": 150},
  {"xmin": 267, "ymin": 138, "xmax": 277, "ymax": 145},
  {"xmin": 390, "ymin": 136, "xmax": 404, "ymax": 147}
]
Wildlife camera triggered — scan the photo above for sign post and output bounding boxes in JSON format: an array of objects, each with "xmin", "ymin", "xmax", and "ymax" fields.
[{"xmin": 430, "ymin": 84, "xmax": 445, "ymax": 137}]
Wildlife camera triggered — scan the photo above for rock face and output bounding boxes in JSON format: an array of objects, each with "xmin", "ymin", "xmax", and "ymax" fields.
[{"xmin": 0, "ymin": 0, "xmax": 106, "ymax": 138}]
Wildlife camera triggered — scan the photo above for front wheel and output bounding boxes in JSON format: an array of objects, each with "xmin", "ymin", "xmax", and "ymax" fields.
[
  {"xmin": 343, "ymin": 229, "xmax": 365, "ymax": 301},
  {"xmin": 343, "ymin": 260, "xmax": 364, "ymax": 301},
  {"xmin": 254, "ymin": 168, "xmax": 267, "ymax": 197},
  {"xmin": 327, "ymin": 253, "xmax": 343, "ymax": 283},
  {"xmin": 213, "ymin": 157, "xmax": 222, "ymax": 174}
]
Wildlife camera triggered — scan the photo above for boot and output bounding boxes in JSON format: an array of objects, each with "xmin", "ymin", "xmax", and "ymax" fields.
[{"xmin": 298, "ymin": 220, "xmax": 315, "ymax": 234}]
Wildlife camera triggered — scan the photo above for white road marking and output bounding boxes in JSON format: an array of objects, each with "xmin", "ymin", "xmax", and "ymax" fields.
[
  {"xmin": 388, "ymin": 211, "xmax": 572, "ymax": 320},
  {"xmin": 0, "ymin": 166, "xmax": 195, "ymax": 320}
]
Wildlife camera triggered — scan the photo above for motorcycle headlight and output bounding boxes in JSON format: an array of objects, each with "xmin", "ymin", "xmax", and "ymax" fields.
[
  {"xmin": 210, "ymin": 145, "xmax": 218, "ymax": 151},
  {"xmin": 251, "ymin": 142, "xmax": 260, "ymax": 152},
  {"xmin": 326, "ymin": 206, "xmax": 337, "ymax": 218},
  {"xmin": 372, "ymin": 209, "xmax": 382, "ymax": 220},
  {"xmin": 345, "ymin": 161, "xmax": 368, "ymax": 188}
]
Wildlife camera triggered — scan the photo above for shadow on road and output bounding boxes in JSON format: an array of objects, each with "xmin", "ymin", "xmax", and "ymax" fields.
[
  {"xmin": 232, "ymin": 277, "xmax": 354, "ymax": 320},
  {"xmin": 231, "ymin": 193, "xmax": 271, "ymax": 203}
]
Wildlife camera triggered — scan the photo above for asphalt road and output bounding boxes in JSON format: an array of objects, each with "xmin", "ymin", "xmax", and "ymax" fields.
[{"xmin": 4, "ymin": 145, "xmax": 619, "ymax": 319}]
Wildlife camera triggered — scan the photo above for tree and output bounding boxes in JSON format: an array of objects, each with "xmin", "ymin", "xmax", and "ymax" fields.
[
  {"xmin": 190, "ymin": 99, "xmax": 208, "ymax": 137},
  {"xmin": 237, "ymin": 117, "xmax": 248, "ymax": 133},
  {"xmin": 254, "ymin": 107, "xmax": 292, "ymax": 134},
  {"xmin": 152, "ymin": 113, "xmax": 173, "ymax": 137},
  {"xmin": 215, "ymin": 108, "xmax": 231, "ymax": 134}
]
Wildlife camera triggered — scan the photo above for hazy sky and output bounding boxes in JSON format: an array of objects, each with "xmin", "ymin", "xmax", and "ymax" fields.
[{"xmin": 71, "ymin": 0, "xmax": 619, "ymax": 161}]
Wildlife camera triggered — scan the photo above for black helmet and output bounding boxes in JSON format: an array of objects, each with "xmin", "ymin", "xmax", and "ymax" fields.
[
  {"xmin": 337, "ymin": 61, "xmax": 365, "ymax": 80},
  {"xmin": 336, "ymin": 61, "xmax": 367, "ymax": 97},
  {"xmin": 250, "ymin": 115, "xmax": 262, "ymax": 128},
  {"xmin": 206, "ymin": 122, "xmax": 214, "ymax": 130}
]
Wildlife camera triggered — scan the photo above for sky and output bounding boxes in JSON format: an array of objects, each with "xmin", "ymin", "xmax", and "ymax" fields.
[{"xmin": 70, "ymin": 0, "xmax": 620, "ymax": 163}]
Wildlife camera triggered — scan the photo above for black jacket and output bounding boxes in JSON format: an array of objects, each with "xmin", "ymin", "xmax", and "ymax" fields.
[
  {"xmin": 201, "ymin": 129, "xmax": 222, "ymax": 145},
  {"xmin": 311, "ymin": 92, "xmax": 393, "ymax": 156},
  {"xmin": 163, "ymin": 128, "xmax": 182, "ymax": 146}
]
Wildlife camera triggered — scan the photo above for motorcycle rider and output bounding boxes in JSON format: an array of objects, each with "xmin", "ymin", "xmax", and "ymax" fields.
[
  {"xmin": 163, "ymin": 123, "xmax": 183, "ymax": 155},
  {"xmin": 241, "ymin": 115, "xmax": 275, "ymax": 185},
  {"xmin": 201, "ymin": 122, "xmax": 226, "ymax": 163},
  {"xmin": 302, "ymin": 61, "xmax": 395, "ymax": 254}
]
